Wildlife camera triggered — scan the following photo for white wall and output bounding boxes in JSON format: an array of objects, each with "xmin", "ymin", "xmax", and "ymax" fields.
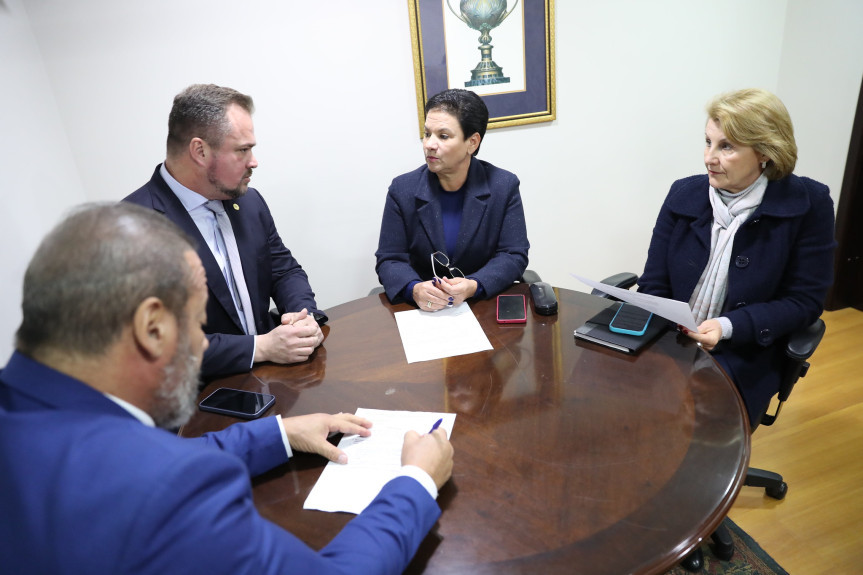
[
  {"xmin": 2, "ymin": 0, "xmax": 861, "ymax": 363},
  {"xmin": 0, "ymin": 0, "xmax": 87, "ymax": 360},
  {"xmin": 505, "ymin": 0, "xmax": 788, "ymax": 290},
  {"xmin": 778, "ymin": 0, "xmax": 863, "ymax": 193}
]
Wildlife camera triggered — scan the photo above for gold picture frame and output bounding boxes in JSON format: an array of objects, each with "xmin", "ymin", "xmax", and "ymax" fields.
[{"xmin": 408, "ymin": 0, "xmax": 556, "ymax": 137}]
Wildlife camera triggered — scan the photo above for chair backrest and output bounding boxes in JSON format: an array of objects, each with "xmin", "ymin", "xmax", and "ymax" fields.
[
  {"xmin": 760, "ymin": 318, "xmax": 826, "ymax": 426},
  {"xmin": 591, "ymin": 272, "xmax": 638, "ymax": 299},
  {"xmin": 518, "ymin": 269, "xmax": 543, "ymax": 284}
]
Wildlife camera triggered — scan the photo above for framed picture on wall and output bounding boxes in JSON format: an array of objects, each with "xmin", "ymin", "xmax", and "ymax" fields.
[{"xmin": 408, "ymin": 0, "xmax": 556, "ymax": 137}]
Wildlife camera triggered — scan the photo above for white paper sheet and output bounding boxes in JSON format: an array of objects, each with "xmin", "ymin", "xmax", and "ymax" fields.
[
  {"xmin": 303, "ymin": 408, "xmax": 456, "ymax": 514},
  {"xmin": 571, "ymin": 273, "xmax": 699, "ymax": 331},
  {"xmin": 393, "ymin": 302, "xmax": 493, "ymax": 363}
]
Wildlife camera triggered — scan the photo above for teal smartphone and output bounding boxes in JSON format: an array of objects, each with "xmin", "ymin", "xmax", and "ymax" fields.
[{"xmin": 608, "ymin": 303, "xmax": 653, "ymax": 336}]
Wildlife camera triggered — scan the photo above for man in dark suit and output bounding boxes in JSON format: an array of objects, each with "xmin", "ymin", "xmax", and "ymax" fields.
[
  {"xmin": 0, "ymin": 203, "xmax": 454, "ymax": 574},
  {"xmin": 125, "ymin": 84, "xmax": 324, "ymax": 379}
]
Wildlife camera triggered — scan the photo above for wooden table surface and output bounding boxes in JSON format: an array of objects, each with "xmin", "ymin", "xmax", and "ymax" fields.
[{"xmin": 180, "ymin": 284, "xmax": 750, "ymax": 574}]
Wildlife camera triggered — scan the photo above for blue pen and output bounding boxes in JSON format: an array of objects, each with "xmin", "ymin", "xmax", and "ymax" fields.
[{"xmin": 428, "ymin": 418, "xmax": 443, "ymax": 434}]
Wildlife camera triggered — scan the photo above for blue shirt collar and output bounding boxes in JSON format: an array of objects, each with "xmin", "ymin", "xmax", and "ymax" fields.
[{"xmin": 159, "ymin": 163, "xmax": 208, "ymax": 212}]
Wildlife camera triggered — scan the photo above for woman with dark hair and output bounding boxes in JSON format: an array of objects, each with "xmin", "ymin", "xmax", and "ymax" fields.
[
  {"xmin": 375, "ymin": 89, "xmax": 529, "ymax": 310},
  {"xmin": 638, "ymin": 88, "xmax": 836, "ymax": 427}
]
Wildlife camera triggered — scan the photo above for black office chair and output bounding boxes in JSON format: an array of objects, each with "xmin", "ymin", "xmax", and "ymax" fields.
[
  {"xmin": 680, "ymin": 316, "xmax": 825, "ymax": 570},
  {"xmin": 368, "ymin": 269, "xmax": 543, "ymax": 297},
  {"xmin": 591, "ymin": 273, "xmax": 827, "ymax": 571},
  {"xmin": 589, "ymin": 272, "xmax": 639, "ymax": 297}
]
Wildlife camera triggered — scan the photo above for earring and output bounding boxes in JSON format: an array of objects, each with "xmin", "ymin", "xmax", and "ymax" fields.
[{"xmin": 761, "ymin": 161, "xmax": 767, "ymax": 169}]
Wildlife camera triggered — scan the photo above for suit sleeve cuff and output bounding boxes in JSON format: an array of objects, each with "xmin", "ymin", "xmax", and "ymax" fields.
[
  {"xmin": 397, "ymin": 465, "xmax": 438, "ymax": 500},
  {"xmin": 717, "ymin": 316, "xmax": 733, "ymax": 340},
  {"xmin": 248, "ymin": 335, "xmax": 257, "ymax": 369},
  {"xmin": 467, "ymin": 277, "xmax": 485, "ymax": 299},
  {"xmin": 404, "ymin": 281, "xmax": 421, "ymax": 304},
  {"xmin": 275, "ymin": 415, "xmax": 293, "ymax": 459}
]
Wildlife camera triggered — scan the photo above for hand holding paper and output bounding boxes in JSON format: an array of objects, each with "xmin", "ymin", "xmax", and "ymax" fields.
[
  {"xmin": 683, "ymin": 317, "xmax": 723, "ymax": 350},
  {"xmin": 572, "ymin": 274, "xmax": 699, "ymax": 331},
  {"xmin": 281, "ymin": 413, "xmax": 373, "ymax": 464}
]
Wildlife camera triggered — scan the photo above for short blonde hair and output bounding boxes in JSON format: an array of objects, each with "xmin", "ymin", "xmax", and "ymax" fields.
[{"xmin": 706, "ymin": 89, "xmax": 797, "ymax": 180}]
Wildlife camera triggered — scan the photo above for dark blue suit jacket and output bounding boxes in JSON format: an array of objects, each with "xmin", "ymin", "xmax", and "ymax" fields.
[
  {"xmin": 0, "ymin": 352, "xmax": 440, "ymax": 575},
  {"xmin": 375, "ymin": 158, "xmax": 529, "ymax": 303},
  {"xmin": 638, "ymin": 174, "xmax": 835, "ymax": 425},
  {"xmin": 124, "ymin": 166, "xmax": 323, "ymax": 379}
]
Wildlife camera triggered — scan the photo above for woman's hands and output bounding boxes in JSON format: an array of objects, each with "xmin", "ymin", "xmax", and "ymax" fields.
[
  {"xmin": 681, "ymin": 318, "xmax": 723, "ymax": 351},
  {"xmin": 413, "ymin": 277, "xmax": 478, "ymax": 312}
]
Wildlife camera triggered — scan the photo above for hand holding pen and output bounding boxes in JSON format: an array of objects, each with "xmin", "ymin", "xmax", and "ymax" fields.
[{"xmin": 403, "ymin": 418, "xmax": 453, "ymax": 490}]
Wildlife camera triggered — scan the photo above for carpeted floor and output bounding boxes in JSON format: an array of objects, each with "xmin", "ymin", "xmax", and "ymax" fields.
[{"xmin": 665, "ymin": 519, "xmax": 789, "ymax": 575}]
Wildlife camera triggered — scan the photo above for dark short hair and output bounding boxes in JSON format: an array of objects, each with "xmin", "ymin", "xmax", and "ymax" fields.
[
  {"xmin": 425, "ymin": 89, "xmax": 489, "ymax": 156},
  {"xmin": 16, "ymin": 203, "xmax": 196, "ymax": 357},
  {"xmin": 166, "ymin": 84, "xmax": 255, "ymax": 158}
]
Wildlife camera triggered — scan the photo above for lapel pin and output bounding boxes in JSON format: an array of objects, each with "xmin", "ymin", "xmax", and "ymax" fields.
[{"xmin": 233, "ymin": 203, "xmax": 239, "ymax": 211}]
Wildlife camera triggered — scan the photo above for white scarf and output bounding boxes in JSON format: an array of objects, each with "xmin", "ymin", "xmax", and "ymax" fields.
[{"xmin": 689, "ymin": 174, "xmax": 768, "ymax": 325}]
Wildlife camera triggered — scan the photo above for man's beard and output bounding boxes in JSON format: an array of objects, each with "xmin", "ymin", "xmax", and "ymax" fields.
[
  {"xmin": 207, "ymin": 164, "xmax": 249, "ymax": 200},
  {"xmin": 151, "ymin": 331, "xmax": 202, "ymax": 430}
]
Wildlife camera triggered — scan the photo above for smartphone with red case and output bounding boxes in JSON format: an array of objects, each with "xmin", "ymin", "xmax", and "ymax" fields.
[{"xmin": 496, "ymin": 294, "xmax": 527, "ymax": 324}]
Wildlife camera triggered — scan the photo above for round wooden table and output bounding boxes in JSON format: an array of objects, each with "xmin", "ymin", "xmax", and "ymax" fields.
[{"xmin": 180, "ymin": 284, "xmax": 750, "ymax": 574}]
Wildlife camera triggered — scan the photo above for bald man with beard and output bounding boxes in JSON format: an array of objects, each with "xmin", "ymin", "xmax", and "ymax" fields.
[{"xmin": 0, "ymin": 203, "xmax": 453, "ymax": 575}]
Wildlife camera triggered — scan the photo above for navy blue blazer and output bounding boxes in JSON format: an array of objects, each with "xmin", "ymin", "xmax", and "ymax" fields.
[
  {"xmin": 638, "ymin": 174, "xmax": 835, "ymax": 425},
  {"xmin": 124, "ymin": 166, "xmax": 323, "ymax": 379},
  {"xmin": 375, "ymin": 158, "xmax": 529, "ymax": 303},
  {"xmin": 0, "ymin": 352, "xmax": 441, "ymax": 575}
]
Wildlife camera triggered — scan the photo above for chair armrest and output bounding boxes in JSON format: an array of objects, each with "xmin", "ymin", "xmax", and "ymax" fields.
[
  {"xmin": 590, "ymin": 272, "xmax": 638, "ymax": 299},
  {"xmin": 520, "ymin": 269, "xmax": 542, "ymax": 284},
  {"xmin": 763, "ymin": 317, "xmax": 827, "ymax": 426},
  {"xmin": 786, "ymin": 318, "xmax": 826, "ymax": 362}
]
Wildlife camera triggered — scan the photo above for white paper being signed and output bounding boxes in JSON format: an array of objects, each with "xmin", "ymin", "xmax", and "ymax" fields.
[
  {"xmin": 303, "ymin": 408, "xmax": 456, "ymax": 514},
  {"xmin": 393, "ymin": 302, "xmax": 493, "ymax": 363}
]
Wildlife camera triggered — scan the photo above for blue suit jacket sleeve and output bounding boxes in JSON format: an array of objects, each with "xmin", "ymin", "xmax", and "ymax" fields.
[
  {"xmin": 375, "ymin": 160, "xmax": 529, "ymax": 302},
  {"xmin": 0, "ymin": 357, "xmax": 441, "ymax": 575},
  {"xmin": 188, "ymin": 416, "xmax": 289, "ymax": 477},
  {"xmin": 127, "ymin": 447, "xmax": 440, "ymax": 575},
  {"xmin": 175, "ymin": 417, "xmax": 442, "ymax": 574}
]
